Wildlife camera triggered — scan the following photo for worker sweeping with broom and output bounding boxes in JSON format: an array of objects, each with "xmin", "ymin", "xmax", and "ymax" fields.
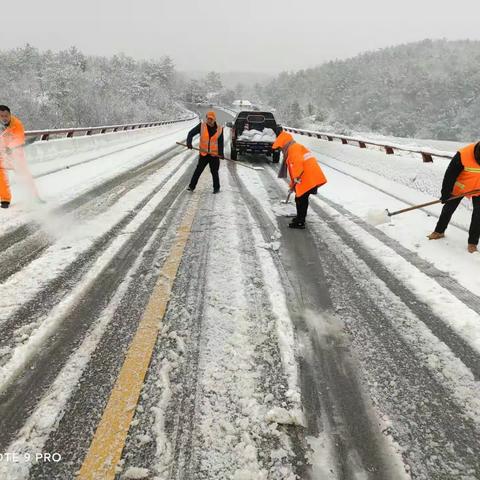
[
  {"xmin": 427, "ymin": 141, "xmax": 480, "ymax": 253},
  {"xmin": 273, "ymin": 131, "xmax": 327, "ymax": 229}
]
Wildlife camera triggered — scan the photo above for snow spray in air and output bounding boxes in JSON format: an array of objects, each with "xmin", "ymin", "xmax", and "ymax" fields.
[{"xmin": 366, "ymin": 209, "xmax": 391, "ymax": 226}]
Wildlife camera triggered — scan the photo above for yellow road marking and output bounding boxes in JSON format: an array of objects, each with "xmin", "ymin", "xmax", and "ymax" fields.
[{"xmin": 77, "ymin": 185, "xmax": 202, "ymax": 480}]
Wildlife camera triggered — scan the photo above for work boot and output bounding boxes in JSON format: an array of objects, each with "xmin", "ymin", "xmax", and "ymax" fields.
[
  {"xmin": 1, "ymin": 201, "xmax": 10, "ymax": 209},
  {"xmin": 187, "ymin": 186, "xmax": 194, "ymax": 192},
  {"xmin": 289, "ymin": 219, "xmax": 305, "ymax": 229},
  {"xmin": 468, "ymin": 244, "xmax": 478, "ymax": 253},
  {"xmin": 213, "ymin": 188, "xmax": 220, "ymax": 194},
  {"xmin": 427, "ymin": 231, "xmax": 445, "ymax": 240}
]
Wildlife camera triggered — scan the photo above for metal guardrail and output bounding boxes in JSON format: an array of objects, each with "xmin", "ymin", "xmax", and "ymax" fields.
[
  {"xmin": 25, "ymin": 116, "xmax": 197, "ymax": 141},
  {"xmin": 283, "ymin": 126, "xmax": 454, "ymax": 162}
]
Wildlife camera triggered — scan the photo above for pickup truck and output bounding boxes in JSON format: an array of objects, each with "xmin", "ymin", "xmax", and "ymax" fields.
[{"xmin": 226, "ymin": 111, "xmax": 282, "ymax": 163}]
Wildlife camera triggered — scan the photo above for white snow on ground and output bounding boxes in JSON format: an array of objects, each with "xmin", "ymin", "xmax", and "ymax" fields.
[
  {"xmin": 300, "ymin": 189, "xmax": 480, "ymax": 424},
  {"xmin": 0, "ymin": 151, "xmax": 193, "ymax": 322},
  {"xmin": 193, "ymin": 171, "xmax": 297, "ymax": 479},
  {"xmin": 265, "ymin": 135, "xmax": 480, "ymax": 401},
  {"xmin": 296, "ymin": 136, "xmax": 480, "ymax": 296},
  {"xmin": 26, "ymin": 122, "xmax": 195, "ymax": 175},
  {"xmin": 0, "ymin": 153, "xmax": 195, "ymax": 393},
  {"xmin": 252, "ymin": 237, "xmax": 302, "ymax": 407},
  {"xmin": 0, "ymin": 222, "xmax": 155, "ymax": 479},
  {"xmin": 0, "ymin": 120, "xmax": 197, "ymax": 236},
  {"xmin": 303, "ymin": 122, "xmax": 464, "ymax": 154},
  {"xmin": 237, "ymin": 166, "xmax": 409, "ymax": 477},
  {"xmin": 270, "ymin": 135, "xmax": 480, "ymax": 363},
  {"xmin": 3, "ymin": 113, "xmax": 480, "ymax": 478},
  {"xmin": 151, "ymin": 171, "xmax": 299, "ymax": 479}
]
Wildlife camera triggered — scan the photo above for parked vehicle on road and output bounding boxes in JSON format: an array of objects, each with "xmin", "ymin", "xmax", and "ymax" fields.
[{"xmin": 226, "ymin": 111, "xmax": 282, "ymax": 163}]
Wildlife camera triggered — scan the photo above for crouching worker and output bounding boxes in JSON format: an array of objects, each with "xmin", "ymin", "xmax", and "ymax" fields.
[
  {"xmin": 0, "ymin": 105, "xmax": 41, "ymax": 208},
  {"xmin": 428, "ymin": 141, "xmax": 480, "ymax": 253},
  {"xmin": 272, "ymin": 131, "xmax": 327, "ymax": 229}
]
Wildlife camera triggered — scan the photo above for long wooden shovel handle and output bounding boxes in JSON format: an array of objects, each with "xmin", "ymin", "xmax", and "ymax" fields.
[
  {"xmin": 387, "ymin": 188, "xmax": 480, "ymax": 217},
  {"xmin": 176, "ymin": 142, "xmax": 264, "ymax": 171}
]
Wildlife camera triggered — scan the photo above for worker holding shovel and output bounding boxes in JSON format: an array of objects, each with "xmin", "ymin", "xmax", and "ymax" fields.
[
  {"xmin": 186, "ymin": 111, "xmax": 223, "ymax": 194},
  {"xmin": 273, "ymin": 131, "xmax": 327, "ymax": 229},
  {"xmin": 0, "ymin": 105, "xmax": 41, "ymax": 208},
  {"xmin": 428, "ymin": 142, "xmax": 480, "ymax": 253}
]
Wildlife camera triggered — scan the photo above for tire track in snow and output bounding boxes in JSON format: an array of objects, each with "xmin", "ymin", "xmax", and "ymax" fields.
[
  {"xmin": 260, "ymin": 164, "xmax": 480, "ymax": 479},
  {"xmin": 29, "ymin": 188, "xmax": 195, "ymax": 480},
  {"xmin": 0, "ymin": 150, "xmax": 193, "ymax": 347},
  {"xmin": 267, "ymin": 163, "xmax": 480, "ymax": 378},
  {"xmin": 0, "ymin": 157, "xmax": 195, "ymax": 450},
  {"xmin": 120, "ymin": 169, "xmax": 303, "ymax": 480},
  {"xmin": 118, "ymin": 185, "xmax": 215, "ymax": 480},
  {"xmin": 0, "ymin": 144, "xmax": 185, "ymax": 282},
  {"xmin": 231, "ymin": 161, "xmax": 406, "ymax": 480}
]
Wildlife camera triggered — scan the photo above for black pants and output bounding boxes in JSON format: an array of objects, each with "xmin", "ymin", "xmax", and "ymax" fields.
[
  {"xmin": 295, "ymin": 187, "xmax": 318, "ymax": 222},
  {"xmin": 189, "ymin": 155, "xmax": 220, "ymax": 191},
  {"xmin": 435, "ymin": 196, "xmax": 480, "ymax": 245}
]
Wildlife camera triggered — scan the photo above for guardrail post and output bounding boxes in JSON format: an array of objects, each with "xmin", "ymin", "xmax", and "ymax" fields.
[
  {"xmin": 422, "ymin": 153, "xmax": 433, "ymax": 163},
  {"xmin": 67, "ymin": 131, "xmax": 74, "ymax": 138},
  {"xmin": 358, "ymin": 141, "xmax": 366, "ymax": 148},
  {"xmin": 41, "ymin": 133, "xmax": 50, "ymax": 141},
  {"xmin": 341, "ymin": 138, "xmax": 348, "ymax": 145},
  {"xmin": 327, "ymin": 136, "xmax": 333, "ymax": 142},
  {"xmin": 385, "ymin": 146, "xmax": 394, "ymax": 154}
]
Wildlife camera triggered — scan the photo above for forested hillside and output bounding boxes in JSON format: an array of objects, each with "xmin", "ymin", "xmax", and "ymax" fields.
[
  {"xmin": 261, "ymin": 39, "xmax": 480, "ymax": 140},
  {"xmin": 0, "ymin": 45, "xmax": 186, "ymax": 129}
]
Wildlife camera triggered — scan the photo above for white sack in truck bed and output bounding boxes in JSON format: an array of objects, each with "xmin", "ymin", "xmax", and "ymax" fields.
[{"xmin": 237, "ymin": 128, "xmax": 277, "ymax": 142}]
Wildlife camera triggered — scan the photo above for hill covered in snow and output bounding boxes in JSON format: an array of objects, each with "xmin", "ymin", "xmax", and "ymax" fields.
[
  {"xmin": 260, "ymin": 39, "xmax": 480, "ymax": 141},
  {"xmin": 0, "ymin": 45, "xmax": 187, "ymax": 129}
]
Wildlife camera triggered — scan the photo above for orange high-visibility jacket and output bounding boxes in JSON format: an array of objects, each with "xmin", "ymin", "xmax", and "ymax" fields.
[
  {"xmin": 199, "ymin": 122, "xmax": 223, "ymax": 156},
  {"xmin": 286, "ymin": 143, "xmax": 327, "ymax": 197},
  {"xmin": 452, "ymin": 143, "xmax": 480, "ymax": 198},
  {"xmin": 1, "ymin": 115, "xmax": 25, "ymax": 148},
  {"xmin": 0, "ymin": 115, "xmax": 26, "ymax": 168}
]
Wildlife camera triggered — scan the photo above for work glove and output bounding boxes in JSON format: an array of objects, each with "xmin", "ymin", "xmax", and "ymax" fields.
[
  {"xmin": 293, "ymin": 177, "xmax": 302, "ymax": 185},
  {"xmin": 187, "ymin": 143, "xmax": 192, "ymax": 150},
  {"xmin": 440, "ymin": 193, "xmax": 451, "ymax": 204}
]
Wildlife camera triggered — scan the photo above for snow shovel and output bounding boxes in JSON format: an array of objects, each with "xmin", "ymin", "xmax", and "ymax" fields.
[
  {"xmin": 281, "ymin": 189, "xmax": 294, "ymax": 204},
  {"xmin": 386, "ymin": 188, "xmax": 480, "ymax": 217},
  {"xmin": 281, "ymin": 171, "xmax": 304, "ymax": 204},
  {"xmin": 176, "ymin": 142, "xmax": 264, "ymax": 171}
]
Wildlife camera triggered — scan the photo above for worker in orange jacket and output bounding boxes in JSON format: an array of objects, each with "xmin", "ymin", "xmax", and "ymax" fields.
[
  {"xmin": 272, "ymin": 131, "xmax": 327, "ymax": 229},
  {"xmin": 0, "ymin": 105, "xmax": 40, "ymax": 208},
  {"xmin": 186, "ymin": 111, "xmax": 224, "ymax": 194},
  {"xmin": 428, "ymin": 141, "xmax": 480, "ymax": 253}
]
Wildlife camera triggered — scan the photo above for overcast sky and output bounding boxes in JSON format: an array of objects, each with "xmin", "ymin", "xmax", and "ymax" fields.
[{"xmin": 2, "ymin": 0, "xmax": 480, "ymax": 73}]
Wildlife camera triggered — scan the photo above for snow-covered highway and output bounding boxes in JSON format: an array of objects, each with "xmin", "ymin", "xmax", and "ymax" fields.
[{"xmin": 0, "ymin": 108, "xmax": 479, "ymax": 480}]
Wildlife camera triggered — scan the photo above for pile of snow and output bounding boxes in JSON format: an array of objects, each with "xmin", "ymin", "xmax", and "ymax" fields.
[{"xmin": 238, "ymin": 128, "xmax": 277, "ymax": 142}]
